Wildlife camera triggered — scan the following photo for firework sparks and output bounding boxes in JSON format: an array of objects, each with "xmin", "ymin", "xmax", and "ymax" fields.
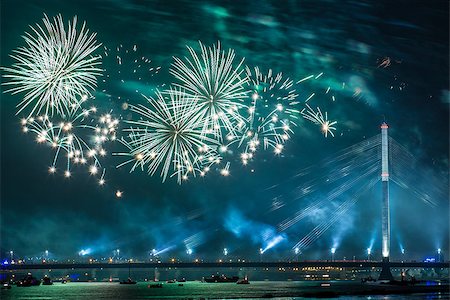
[
  {"xmin": 170, "ymin": 41, "xmax": 249, "ymax": 140},
  {"xmin": 2, "ymin": 14, "xmax": 102, "ymax": 118},
  {"xmin": 116, "ymin": 88, "xmax": 220, "ymax": 184},
  {"xmin": 22, "ymin": 105, "xmax": 118, "ymax": 183},
  {"xmin": 225, "ymin": 67, "xmax": 298, "ymax": 162},
  {"xmin": 301, "ymin": 104, "xmax": 337, "ymax": 137},
  {"xmin": 101, "ymin": 44, "xmax": 162, "ymax": 107}
]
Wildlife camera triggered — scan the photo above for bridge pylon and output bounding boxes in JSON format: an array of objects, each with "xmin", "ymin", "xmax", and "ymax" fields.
[{"xmin": 379, "ymin": 122, "xmax": 393, "ymax": 281}]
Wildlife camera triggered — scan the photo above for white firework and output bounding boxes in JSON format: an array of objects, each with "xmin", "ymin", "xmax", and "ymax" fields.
[
  {"xmin": 22, "ymin": 105, "xmax": 118, "ymax": 184},
  {"xmin": 301, "ymin": 104, "xmax": 337, "ymax": 137},
  {"xmin": 217, "ymin": 67, "xmax": 298, "ymax": 168},
  {"xmin": 241, "ymin": 67, "xmax": 298, "ymax": 154},
  {"xmin": 170, "ymin": 41, "xmax": 249, "ymax": 140},
  {"xmin": 2, "ymin": 14, "xmax": 102, "ymax": 117},
  {"xmin": 117, "ymin": 89, "xmax": 220, "ymax": 184},
  {"xmin": 245, "ymin": 66, "xmax": 299, "ymax": 104}
]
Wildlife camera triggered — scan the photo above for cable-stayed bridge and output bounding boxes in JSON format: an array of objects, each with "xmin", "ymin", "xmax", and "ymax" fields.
[{"xmin": 2, "ymin": 123, "xmax": 448, "ymax": 279}]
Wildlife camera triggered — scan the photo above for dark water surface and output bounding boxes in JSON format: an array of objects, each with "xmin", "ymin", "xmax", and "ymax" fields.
[{"xmin": 1, "ymin": 281, "xmax": 449, "ymax": 300}]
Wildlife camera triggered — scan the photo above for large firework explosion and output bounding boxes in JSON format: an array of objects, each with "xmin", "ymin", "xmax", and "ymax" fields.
[
  {"xmin": 116, "ymin": 88, "xmax": 220, "ymax": 184},
  {"xmin": 117, "ymin": 44, "xmax": 337, "ymax": 184},
  {"xmin": 2, "ymin": 14, "xmax": 102, "ymax": 118},
  {"xmin": 3, "ymin": 14, "xmax": 337, "ymax": 186},
  {"xmin": 170, "ymin": 41, "xmax": 249, "ymax": 140}
]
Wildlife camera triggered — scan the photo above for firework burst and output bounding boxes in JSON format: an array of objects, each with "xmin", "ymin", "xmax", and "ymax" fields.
[
  {"xmin": 2, "ymin": 14, "xmax": 102, "ymax": 117},
  {"xmin": 301, "ymin": 104, "xmax": 337, "ymax": 137},
  {"xmin": 117, "ymin": 89, "xmax": 220, "ymax": 184},
  {"xmin": 214, "ymin": 67, "xmax": 298, "ymax": 170},
  {"xmin": 22, "ymin": 104, "xmax": 118, "ymax": 184},
  {"xmin": 170, "ymin": 41, "xmax": 248, "ymax": 140},
  {"xmin": 240, "ymin": 67, "xmax": 298, "ymax": 155}
]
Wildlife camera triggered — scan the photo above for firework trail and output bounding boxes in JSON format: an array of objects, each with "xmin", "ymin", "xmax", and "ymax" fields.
[
  {"xmin": 116, "ymin": 88, "xmax": 220, "ymax": 184},
  {"xmin": 22, "ymin": 103, "xmax": 118, "ymax": 184},
  {"xmin": 2, "ymin": 14, "xmax": 102, "ymax": 118},
  {"xmin": 170, "ymin": 41, "xmax": 249, "ymax": 140},
  {"xmin": 301, "ymin": 103, "xmax": 337, "ymax": 137}
]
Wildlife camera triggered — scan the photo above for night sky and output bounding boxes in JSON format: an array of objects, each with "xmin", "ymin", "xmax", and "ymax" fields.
[{"xmin": 1, "ymin": 0, "xmax": 448, "ymax": 262}]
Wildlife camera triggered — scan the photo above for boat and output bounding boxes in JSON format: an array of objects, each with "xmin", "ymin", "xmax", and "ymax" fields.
[
  {"xmin": 119, "ymin": 262, "xmax": 137, "ymax": 284},
  {"xmin": 1, "ymin": 283, "xmax": 12, "ymax": 289},
  {"xmin": 42, "ymin": 275, "xmax": 53, "ymax": 285},
  {"xmin": 16, "ymin": 273, "xmax": 41, "ymax": 287},
  {"xmin": 149, "ymin": 283, "xmax": 163, "ymax": 288},
  {"xmin": 178, "ymin": 278, "xmax": 186, "ymax": 282},
  {"xmin": 236, "ymin": 276, "xmax": 250, "ymax": 284},
  {"xmin": 166, "ymin": 279, "xmax": 176, "ymax": 283},
  {"xmin": 361, "ymin": 275, "xmax": 376, "ymax": 283},
  {"xmin": 120, "ymin": 278, "xmax": 137, "ymax": 285},
  {"xmin": 203, "ymin": 274, "xmax": 239, "ymax": 283}
]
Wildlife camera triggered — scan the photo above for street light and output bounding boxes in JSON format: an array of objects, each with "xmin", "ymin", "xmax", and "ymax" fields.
[
  {"xmin": 9, "ymin": 251, "xmax": 13, "ymax": 261},
  {"xmin": 367, "ymin": 248, "xmax": 371, "ymax": 261},
  {"xmin": 259, "ymin": 248, "xmax": 263, "ymax": 262},
  {"xmin": 401, "ymin": 248, "xmax": 405, "ymax": 262},
  {"xmin": 331, "ymin": 248, "xmax": 336, "ymax": 261},
  {"xmin": 45, "ymin": 250, "xmax": 49, "ymax": 259},
  {"xmin": 223, "ymin": 248, "xmax": 228, "ymax": 256},
  {"xmin": 437, "ymin": 248, "xmax": 442, "ymax": 262}
]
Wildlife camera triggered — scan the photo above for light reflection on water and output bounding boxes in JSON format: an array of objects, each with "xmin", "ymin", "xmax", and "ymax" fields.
[{"xmin": 1, "ymin": 281, "xmax": 449, "ymax": 300}]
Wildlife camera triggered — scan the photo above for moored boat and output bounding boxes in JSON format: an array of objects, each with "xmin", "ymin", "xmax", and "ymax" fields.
[
  {"xmin": 237, "ymin": 276, "xmax": 250, "ymax": 284},
  {"xmin": 120, "ymin": 278, "xmax": 137, "ymax": 284},
  {"xmin": 16, "ymin": 273, "xmax": 40, "ymax": 287},
  {"xmin": 203, "ymin": 274, "xmax": 239, "ymax": 283}
]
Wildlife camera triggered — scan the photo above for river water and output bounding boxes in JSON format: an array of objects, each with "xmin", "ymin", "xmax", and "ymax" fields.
[{"xmin": 1, "ymin": 281, "xmax": 449, "ymax": 300}]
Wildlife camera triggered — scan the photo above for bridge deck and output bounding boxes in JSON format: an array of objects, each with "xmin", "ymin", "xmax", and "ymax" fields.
[{"xmin": 2, "ymin": 261, "xmax": 448, "ymax": 270}]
